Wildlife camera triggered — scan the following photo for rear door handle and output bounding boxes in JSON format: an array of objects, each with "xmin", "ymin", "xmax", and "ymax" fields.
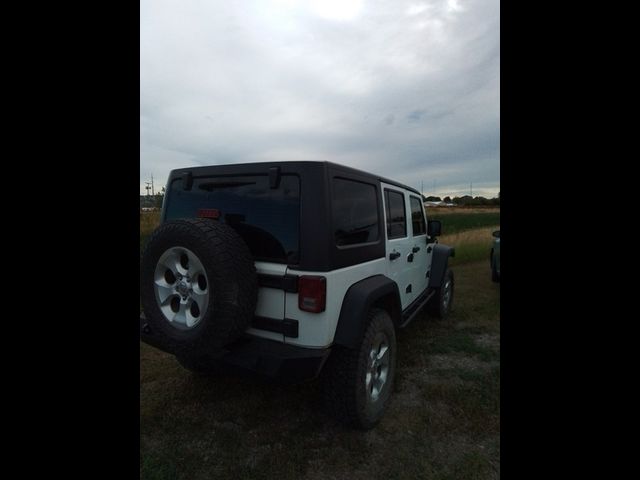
[
  {"xmin": 389, "ymin": 251, "xmax": 401, "ymax": 260},
  {"xmin": 412, "ymin": 246, "xmax": 420, "ymax": 253}
]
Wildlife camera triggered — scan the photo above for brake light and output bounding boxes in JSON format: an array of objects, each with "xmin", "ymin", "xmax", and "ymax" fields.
[
  {"xmin": 298, "ymin": 276, "xmax": 326, "ymax": 313},
  {"xmin": 198, "ymin": 208, "xmax": 220, "ymax": 219}
]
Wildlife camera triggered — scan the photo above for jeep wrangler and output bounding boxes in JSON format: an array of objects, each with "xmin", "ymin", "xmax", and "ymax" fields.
[{"xmin": 140, "ymin": 161, "xmax": 455, "ymax": 429}]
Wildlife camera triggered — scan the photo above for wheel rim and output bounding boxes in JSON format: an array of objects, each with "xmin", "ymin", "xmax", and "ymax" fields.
[
  {"xmin": 366, "ymin": 332, "xmax": 391, "ymax": 404},
  {"xmin": 153, "ymin": 246, "xmax": 210, "ymax": 329},
  {"xmin": 442, "ymin": 279, "xmax": 452, "ymax": 311}
]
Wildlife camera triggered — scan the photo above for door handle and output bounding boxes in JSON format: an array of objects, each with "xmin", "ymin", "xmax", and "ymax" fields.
[
  {"xmin": 389, "ymin": 251, "xmax": 401, "ymax": 260},
  {"xmin": 407, "ymin": 253, "xmax": 414, "ymax": 262},
  {"xmin": 412, "ymin": 246, "xmax": 420, "ymax": 253}
]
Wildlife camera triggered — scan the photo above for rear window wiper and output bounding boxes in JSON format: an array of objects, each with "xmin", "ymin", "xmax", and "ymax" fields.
[{"xmin": 198, "ymin": 181, "xmax": 256, "ymax": 191}]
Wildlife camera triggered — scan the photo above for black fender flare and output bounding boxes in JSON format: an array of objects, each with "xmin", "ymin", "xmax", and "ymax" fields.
[
  {"xmin": 428, "ymin": 244, "xmax": 455, "ymax": 289},
  {"xmin": 333, "ymin": 275, "xmax": 401, "ymax": 349}
]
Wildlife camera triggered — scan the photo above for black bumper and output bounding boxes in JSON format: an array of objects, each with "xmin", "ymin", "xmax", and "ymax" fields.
[{"xmin": 140, "ymin": 315, "xmax": 331, "ymax": 382}]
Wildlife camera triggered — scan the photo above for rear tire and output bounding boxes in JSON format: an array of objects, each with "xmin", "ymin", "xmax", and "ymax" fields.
[
  {"xmin": 427, "ymin": 268, "xmax": 454, "ymax": 318},
  {"xmin": 322, "ymin": 308, "xmax": 396, "ymax": 430}
]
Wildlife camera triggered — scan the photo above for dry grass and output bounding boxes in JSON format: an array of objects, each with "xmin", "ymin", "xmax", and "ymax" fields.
[
  {"xmin": 140, "ymin": 260, "xmax": 500, "ymax": 480},
  {"xmin": 140, "ymin": 211, "xmax": 161, "ymax": 236},
  {"xmin": 438, "ymin": 226, "xmax": 500, "ymax": 265},
  {"xmin": 439, "ymin": 226, "xmax": 499, "ymax": 246}
]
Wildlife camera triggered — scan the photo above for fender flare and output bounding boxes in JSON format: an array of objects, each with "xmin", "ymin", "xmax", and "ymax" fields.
[
  {"xmin": 428, "ymin": 244, "xmax": 455, "ymax": 289},
  {"xmin": 333, "ymin": 275, "xmax": 401, "ymax": 349}
]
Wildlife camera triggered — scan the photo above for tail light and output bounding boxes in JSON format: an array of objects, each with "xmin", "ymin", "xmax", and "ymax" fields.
[{"xmin": 298, "ymin": 276, "xmax": 326, "ymax": 313}]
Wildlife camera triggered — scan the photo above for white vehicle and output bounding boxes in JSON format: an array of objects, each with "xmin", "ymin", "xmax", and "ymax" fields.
[{"xmin": 140, "ymin": 161, "xmax": 455, "ymax": 429}]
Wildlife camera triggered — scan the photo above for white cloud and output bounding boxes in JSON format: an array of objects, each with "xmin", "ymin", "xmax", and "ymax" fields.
[{"xmin": 140, "ymin": 0, "xmax": 499, "ymax": 196}]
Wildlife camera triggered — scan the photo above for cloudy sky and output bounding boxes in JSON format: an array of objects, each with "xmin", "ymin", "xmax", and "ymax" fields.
[{"xmin": 140, "ymin": 0, "xmax": 499, "ymax": 198}]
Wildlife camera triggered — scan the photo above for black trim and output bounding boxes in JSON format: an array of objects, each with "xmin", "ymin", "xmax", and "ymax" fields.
[
  {"xmin": 140, "ymin": 314, "xmax": 327, "ymax": 382},
  {"xmin": 219, "ymin": 336, "xmax": 330, "ymax": 382},
  {"xmin": 251, "ymin": 316, "xmax": 299, "ymax": 338},
  {"xmin": 257, "ymin": 273, "xmax": 299, "ymax": 293},
  {"xmin": 333, "ymin": 275, "xmax": 401, "ymax": 348},
  {"xmin": 399, "ymin": 287, "xmax": 434, "ymax": 328},
  {"xmin": 269, "ymin": 166, "xmax": 281, "ymax": 189},
  {"xmin": 428, "ymin": 244, "xmax": 456, "ymax": 288}
]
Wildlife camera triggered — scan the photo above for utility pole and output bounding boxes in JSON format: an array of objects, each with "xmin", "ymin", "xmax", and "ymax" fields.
[
  {"xmin": 151, "ymin": 174, "xmax": 155, "ymax": 196},
  {"xmin": 470, "ymin": 182, "xmax": 473, "ymax": 196},
  {"xmin": 145, "ymin": 182, "xmax": 151, "ymax": 196}
]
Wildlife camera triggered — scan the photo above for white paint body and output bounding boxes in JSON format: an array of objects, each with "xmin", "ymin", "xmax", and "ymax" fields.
[{"xmin": 247, "ymin": 187, "xmax": 434, "ymax": 348}]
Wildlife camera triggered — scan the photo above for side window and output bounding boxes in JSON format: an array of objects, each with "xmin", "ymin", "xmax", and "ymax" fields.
[
  {"xmin": 384, "ymin": 189, "xmax": 407, "ymax": 239},
  {"xmin": 332, "ymin": 178, "xmax": 380, "ymax": 247},
  {"xmin": 410, "ymin": 196, "xmax": 426, "ymax": 236}
]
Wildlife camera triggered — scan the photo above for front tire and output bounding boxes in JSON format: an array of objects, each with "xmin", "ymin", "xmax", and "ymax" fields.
[{"xmin": 322, "ymin": 308, "xmax": 397, "ymax": 430}]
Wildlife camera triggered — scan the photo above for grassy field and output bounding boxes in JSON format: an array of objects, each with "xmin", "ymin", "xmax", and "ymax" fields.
[
  {"xmin": 140, "ymin": 209, "xmax": 500, "ymax": 480},
  {"xmin": 426, "ymin": 209, "xmax": 500, "ymax": 236}
]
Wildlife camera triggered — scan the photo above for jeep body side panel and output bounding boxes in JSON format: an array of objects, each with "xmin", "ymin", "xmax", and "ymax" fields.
[
  {"xmin": 428, "ymin": 244, "xmax": 455, "ymax": 288},
  {"xmin": 283, "ymin": 258, "xmax": 387, "ymax": 348},
  {"xmin": 332, "ymin": 274, "xmax": 401, "ymax": 349}
]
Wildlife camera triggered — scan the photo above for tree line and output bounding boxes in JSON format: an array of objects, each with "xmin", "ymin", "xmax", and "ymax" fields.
[{"xmin": 423, "ymin": 192, "xmax": 500, "ymax": 206}]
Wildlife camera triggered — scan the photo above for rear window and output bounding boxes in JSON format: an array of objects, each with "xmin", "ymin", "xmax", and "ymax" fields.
[
  {"xmin": 332, "ymin": 177, "xmax": 380, "ymax": 247},
  {"xmin": 384, "ymin": 189, "xmax": 407, "ymax": 239},
  {"xmin": 410, "ymin": 196, "xmax": 426, "ymax": 236},
  {"xmin": 164, "ymin": 174, "xmax": 300, "ymax": 263}
]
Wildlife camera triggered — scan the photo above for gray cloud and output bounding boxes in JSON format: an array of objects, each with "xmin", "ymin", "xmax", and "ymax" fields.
[{"xmin": 141, "ymin": 0, "xmax": 499, "ymax": 198}]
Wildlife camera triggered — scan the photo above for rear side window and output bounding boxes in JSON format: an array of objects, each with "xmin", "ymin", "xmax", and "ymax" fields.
[
  {"xmin": 410, "ymin": 196, "xmax": 426, "ymax": 236},
  {"xmin": 332, "ymin": 178, "xmax": 380, "ymax": 247},
  {"xmin": 385, "ymin": 189, "xmax": 407, "ymax": 239},
  {"xmin": 164, "ymin": 174, "xmax": 300, "ymax": 263}
]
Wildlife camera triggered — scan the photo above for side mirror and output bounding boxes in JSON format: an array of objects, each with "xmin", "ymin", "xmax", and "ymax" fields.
[
  {"xmin": 492, "ymin": 230, "xmax": 500, "ymax": 238},
  {"xmin": 427, "ymin": 220, "xmax": 442, "ymax": 237}
]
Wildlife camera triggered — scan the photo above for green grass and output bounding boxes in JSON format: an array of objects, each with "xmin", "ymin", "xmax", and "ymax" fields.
[
  {"xmin": 140, "ymin": 260, "xmax": 500, "ymax": 480},
  {"xmin": 428, "ymin": 211, "xmax": 500, "ymax": 235}
]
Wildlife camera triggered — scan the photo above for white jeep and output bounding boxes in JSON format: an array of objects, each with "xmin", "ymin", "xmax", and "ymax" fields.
[{"xmin": 140, "ymin": 161, "xmax": 455, "ymax": 429}]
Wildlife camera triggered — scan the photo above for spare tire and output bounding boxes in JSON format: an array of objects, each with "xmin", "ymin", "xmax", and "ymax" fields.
[{"xmin": 140, "ymin": 218, "xmax": 258, "ymax": 356}]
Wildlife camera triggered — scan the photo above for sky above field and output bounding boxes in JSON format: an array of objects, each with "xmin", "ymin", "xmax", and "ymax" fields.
[{"xmin": 140, "ymin": 0, "xmax": 499, "ymax": 198}]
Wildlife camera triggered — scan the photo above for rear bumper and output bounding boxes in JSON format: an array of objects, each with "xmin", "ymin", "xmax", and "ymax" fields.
[{"xmin": 140, "ymin": 315, "xmax": 330, "ymax": 382}]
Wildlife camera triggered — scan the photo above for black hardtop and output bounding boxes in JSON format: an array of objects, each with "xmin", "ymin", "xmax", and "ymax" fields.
[
  {"xmin": 168, "ymin": 161, "xmax": 421, "ymax": 197},
  {"xmin": 164, "ymin": 160, "xmax": 426, "ymax": 271}
]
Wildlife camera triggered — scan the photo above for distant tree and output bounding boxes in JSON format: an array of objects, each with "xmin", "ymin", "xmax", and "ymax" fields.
[
  {"xmin": 425, "ymin": 196, "xmax": 441, "ymax": 202},
  {"xmin": 443, "ymin": 196, "xmax": 452, "ymax": 203}
]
